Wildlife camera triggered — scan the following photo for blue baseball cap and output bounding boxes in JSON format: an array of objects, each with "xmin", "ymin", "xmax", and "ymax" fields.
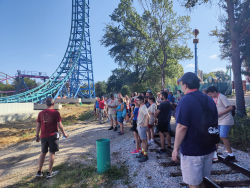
[{"xmin": 177, "ymin": 72, "xmax": 200, "ymax": 85}]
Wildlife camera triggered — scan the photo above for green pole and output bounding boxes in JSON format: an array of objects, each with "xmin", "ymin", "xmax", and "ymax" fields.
[{"xmin": 96, "ymin": 138, "xmax": 111, "ymax": 173}]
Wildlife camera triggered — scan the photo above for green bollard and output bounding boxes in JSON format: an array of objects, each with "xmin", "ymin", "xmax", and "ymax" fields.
[{"xmin": 96, "ymin": 138, "xmax": 111, "ymax": 173}]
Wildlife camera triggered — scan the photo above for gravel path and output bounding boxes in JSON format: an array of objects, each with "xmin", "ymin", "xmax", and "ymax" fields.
[{"xmin": 0, "ymin": 116, "xmax": 250, "ymax": 187}]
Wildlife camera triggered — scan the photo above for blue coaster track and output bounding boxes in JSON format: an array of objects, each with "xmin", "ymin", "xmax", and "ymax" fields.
[{"xmin": 0, "ymin": 0, "xmax": 95, "ymax": 103}]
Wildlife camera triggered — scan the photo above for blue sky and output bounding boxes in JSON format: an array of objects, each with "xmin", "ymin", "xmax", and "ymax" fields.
[{"xmin": 0, "ymin": 0, "xmax": 235, "ymax": 83}]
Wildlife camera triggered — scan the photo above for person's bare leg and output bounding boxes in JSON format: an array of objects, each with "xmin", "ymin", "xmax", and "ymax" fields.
[
  {"xmin": 38, "ymin": 152, "xmax": 46, "ymax": 172},
  {"xmin": 143, "ymin": 139, "xmax": 148, "ymax": 152},
  {"xmin": 48, "ymin": 152, "xmax": 55, "ymax": 173},
  {"xmin": 146, "ymin": 129, "xmax": 151, "ymax": 142},
  {"xmin": 137, "ymin": 134, "xmax": 141, "ymax": 149},
  {"xmin": 115, "ymin": 119, "xmax": 118, "ymax": 127},
  {"xmin": 120, "ymin": 122, "xmax": 124, "ymax": 133},
  {"xmin": 134, "ymin": 132, "xmax": 139, "ymax": 150},
  {"xmin": 159, "ymin": 132, "xmax": 165, "ymax": 150},
  {"xmin": 164, "ymin": 132, "xmax": 171, "ymax": 147},
  {"xmin": 150, "ymin": 127, "xmax": 154, "ymax": 140},
  {"xmin": 110, "ymin": 119, "xmax": 113, "ymax": 127},
  {"xmin": 221, "ymin": 137, "xmax": 232, "ymax": 153}
]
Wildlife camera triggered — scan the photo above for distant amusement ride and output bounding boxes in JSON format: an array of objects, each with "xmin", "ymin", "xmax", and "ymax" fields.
[{"xmin": 0, "ymin": 0, "xmax": 95, "ymax": 103}]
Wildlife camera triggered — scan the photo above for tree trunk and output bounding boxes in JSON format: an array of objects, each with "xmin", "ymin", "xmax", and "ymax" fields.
[
  {"xmin": 161, "ymin": 66, "xmax": 165, "ymax": 90},
  {"xmin": 226, "ymin": 0, "xmax": 246, "ymax": 115}
]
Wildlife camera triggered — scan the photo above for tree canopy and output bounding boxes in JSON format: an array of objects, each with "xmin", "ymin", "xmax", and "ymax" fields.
[{"xmin": 101, "ymin": 0, "xmax": 192, "ymax": 91}]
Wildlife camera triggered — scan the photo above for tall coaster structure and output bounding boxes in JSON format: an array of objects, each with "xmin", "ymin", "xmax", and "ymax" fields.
[{"xmin": 0, "ymin": 0, "xmax": 95, "ymax": 103}]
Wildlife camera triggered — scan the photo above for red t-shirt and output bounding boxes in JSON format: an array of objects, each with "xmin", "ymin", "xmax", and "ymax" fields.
[
  {"xmin": 37, "ymin": 109, "xmax": 62, "ymax": 138},
  {"xmin": 98, "ymin": 100, "xmax": 105, "ymax": 109}
]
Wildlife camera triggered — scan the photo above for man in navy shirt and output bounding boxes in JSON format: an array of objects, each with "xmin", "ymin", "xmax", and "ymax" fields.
[
  {"xmin": 172, "ymin": 72, "xmax": 217, "ymax": 188},
  {"xmin": 154, "ymin": 91, "xmax": 171, "ymax": 154}
]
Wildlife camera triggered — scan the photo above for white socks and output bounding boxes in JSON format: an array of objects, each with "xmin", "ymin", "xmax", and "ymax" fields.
[{"xmin": 228, "ymin": 152, "xmax": 234, "ymax": 156}]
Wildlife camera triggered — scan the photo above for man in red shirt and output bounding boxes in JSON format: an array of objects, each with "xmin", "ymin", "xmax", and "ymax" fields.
[
  {"xmin": 98, "ymin": 96, "xmax": 105, "ymax": 124},
  {"xmin": 35, "ymin": 98, "xmax": 68, "ymax": 179}
]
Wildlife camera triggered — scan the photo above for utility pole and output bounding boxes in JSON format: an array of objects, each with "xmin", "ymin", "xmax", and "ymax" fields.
[{"xmin": 193, "ymin": 29, "xmax": 199, "ymax": 76}]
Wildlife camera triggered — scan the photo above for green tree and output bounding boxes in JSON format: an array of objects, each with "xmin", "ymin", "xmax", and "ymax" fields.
[
  {"xmin": 203, "ymin": 72, "xmax": 216, "ymax": 81},
  {"xmin": 181, "ymin": 0, "xmax": 250, "ymax": 115},
  {"xmin": 213, "ymin": 70, "xmax": 230, "ymax": 82},
  {"xmin": 100, "ymin": 0, "xmax": 152, "ymax": 84},
  {"xmin": 95, "ymin": 81, "xmax": 107, "ymax": 98},
  {"xmin": 101, "ymin": 0, "xmax": 193, "ymax": 90},
  {"xmin": 121, "ymin": 85, "xmax": 131, "ymax": 96},
  {"xmin": 106, "ymin": 68, "xmax": 136, "ymax": 93},
  {"xmin": 138, "ymin": 0, "xmax": 193, "ymax": 89},
  {"xmin": 14, "ymin": 77, "xmax": 37, "ymax": 90}
]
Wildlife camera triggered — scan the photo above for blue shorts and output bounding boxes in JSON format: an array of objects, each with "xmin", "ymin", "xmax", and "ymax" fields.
[
  {"xmin": 117, "ymin": 117, "xmax": 124, "ymax": 123},
  {"xmin": 218, "ymin": 125, "xmax": 232, "ymax": 138}
]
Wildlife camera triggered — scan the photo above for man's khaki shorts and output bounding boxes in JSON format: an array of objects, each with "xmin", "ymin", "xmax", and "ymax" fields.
[
  {"xmin": 108, "ymin": 114, "xmax": 116, "ymax": 121},
  {"xmin": 181, "ymin": 152, "xmax": 214, "ymax": 185}
]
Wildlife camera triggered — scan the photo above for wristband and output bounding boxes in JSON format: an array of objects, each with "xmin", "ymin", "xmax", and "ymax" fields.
[{"xmin": 36, "ymin": 135, "xmax": 39, "ymax": 137}]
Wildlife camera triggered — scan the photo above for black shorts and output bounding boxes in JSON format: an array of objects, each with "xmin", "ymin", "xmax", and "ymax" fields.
[
  {"xmin": 133, "ymin": 120, "xmax": 138, "ymax": 133},
  {"xmin": 158, "ymin": 122, "xmax": 169, "ymax": 133},
  {"xmin": 41, "ymin": 136, "xmax": 59, "ymax": 153}
]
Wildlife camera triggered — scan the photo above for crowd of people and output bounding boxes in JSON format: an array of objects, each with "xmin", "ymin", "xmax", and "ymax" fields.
[{"xmin": 34, "ymin": 72, "xmax": 236, "ymax": 188}]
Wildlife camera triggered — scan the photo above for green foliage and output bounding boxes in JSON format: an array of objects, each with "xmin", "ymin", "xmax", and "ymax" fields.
[
  {"xmin": 229, "ymin": 115, "xmax": 250, "ymax": 152},
  {"xmin": 130, "ymin": 82, "xmax": 148, "ymax": 93},
  {"xmin": 95, "ymin": 81, "xmax": 107, "ymax": 98},
  {"xmin": 120, "ymin": 85, "xmax": 131, "ymax": 96},
  {"xmin": 106, "ymin": 68, "xmax": 136, "ymax": 93},
  {"xmin": 101, "ymin": 0, "xmax": 193, "ymax": 90},
  {"xmin": 179, "ymin": 0, "xmax": 210, "ymax": 9},
  {"xmin": 213, "ymin": 70, "xmax": 230, "ymax": 82},
  {"xmin": 203, "ymin": 72, "xmax": 216, "ymax": 81},
  {"xmin": 203, "ymin": 71, "xmax": 230, "ymax": 82},
  {"xmin": 208, "ymin": 2, "xmax": 250, "ymax": 77}
]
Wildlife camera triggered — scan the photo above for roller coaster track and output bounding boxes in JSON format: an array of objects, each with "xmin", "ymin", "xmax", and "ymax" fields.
[
  {"xmin": 0, "ymin": 0, "xmax": 95, "ymax": 103},
  {"xmin": 0, "ymin": 72, "xmax": 14, "ymax": 84}
]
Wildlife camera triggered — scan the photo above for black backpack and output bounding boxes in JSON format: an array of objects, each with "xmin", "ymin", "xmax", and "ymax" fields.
[{"xmin": 189, "ymin": 93, "xmax": 220, "ymax": 149}]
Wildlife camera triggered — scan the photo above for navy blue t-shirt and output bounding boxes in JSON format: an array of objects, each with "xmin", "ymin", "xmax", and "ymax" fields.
[
  {"xmin": 133, "ymin": 107, "xmax": 139, "ymax": 121},
  {"xmin": 175, "ymin": 91, "xmax": 217, "ymax": 156},
  {"xmin": 158, "ymin": 101, "xmax": 171, "ymax": 122},
  {"xmin": 167, "ymin": 95, "xmax": 174, "ymax": 103}
]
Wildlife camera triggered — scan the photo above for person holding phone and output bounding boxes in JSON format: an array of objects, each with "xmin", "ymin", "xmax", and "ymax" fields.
[{"xmin": 35, "ymin": 98, "xmax": 68, "ymax": 179}]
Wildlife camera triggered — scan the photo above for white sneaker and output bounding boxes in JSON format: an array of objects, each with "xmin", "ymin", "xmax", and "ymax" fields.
[
  {"xmin": 150, "ymin": 139, "xmax": 155, "ymax": 144},
  {"xmin": 213, "ymin": 152, "xmax": 218, "ymax": 162},
  {"xmin": 46, "ymin": 171, "xmax": 58, "ymax": 179},
  {"xmin": 148, "ymin": 141, "xmax": 152, "ymax": 145}
]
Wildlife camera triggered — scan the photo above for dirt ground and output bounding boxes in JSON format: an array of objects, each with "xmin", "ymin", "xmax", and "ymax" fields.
[{"xmin": 0, "ymin": 104, "xmax": 93, "ymax": 149}]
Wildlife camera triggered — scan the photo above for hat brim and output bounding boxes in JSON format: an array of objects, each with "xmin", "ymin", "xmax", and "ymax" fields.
[{"xmin": 177, "ymin": 78, "xmax": 182, "ymax": 85}]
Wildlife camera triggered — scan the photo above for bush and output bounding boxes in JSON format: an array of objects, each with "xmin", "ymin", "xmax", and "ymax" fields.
[
  {"xmin": 120, "ymin": 85, "xmax": 131, "ymax": 97},
  {"xmin": 228, "ymin": 109, "xmax": 250, "ymax": 152}
]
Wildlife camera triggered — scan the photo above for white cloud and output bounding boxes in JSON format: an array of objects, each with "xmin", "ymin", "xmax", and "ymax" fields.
[
  {"xmin": 186, "ymin": 64, "xmax": 195, "ymax": 67},
  {"xmin": 209, "ymin": 54, "xmax": 218, "ymax": 59},
  {"xmin": 212, "ymin": 68, "xmax": 227, "ymax": 72},
  {"xmin": 42, "ymin": 54, "xmax": 55, "ymax": 57}
]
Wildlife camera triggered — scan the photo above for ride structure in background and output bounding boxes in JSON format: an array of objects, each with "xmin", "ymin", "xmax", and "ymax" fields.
[
  {"xmin": 0, "ymin": 72, "xmax": 14, "ymax": 85},
  {"xmin": 0, "ymin": 0, "xmax": 95, "ymax": 103}
]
